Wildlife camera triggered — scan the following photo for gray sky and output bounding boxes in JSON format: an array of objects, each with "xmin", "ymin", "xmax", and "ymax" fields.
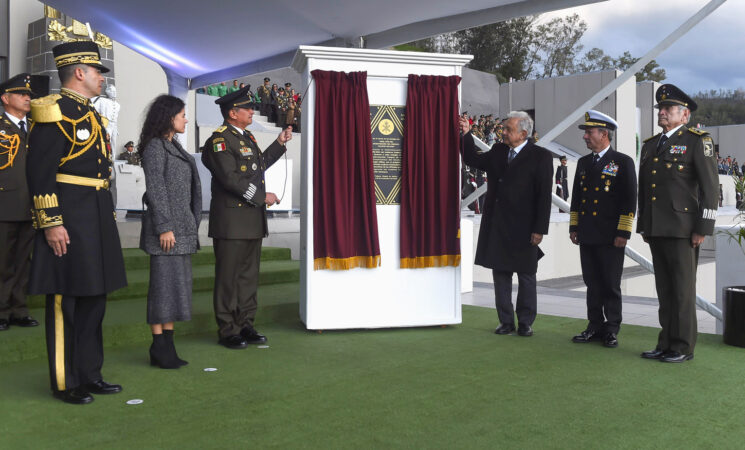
[{"xmin": 541, "ymin": 0, "xmax": 744, "ymax": 95}]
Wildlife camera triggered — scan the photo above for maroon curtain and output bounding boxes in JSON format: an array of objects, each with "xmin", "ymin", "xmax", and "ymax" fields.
[
  {"xmin": 400, "ymin": 75, "xmax": 462, "ymax": 268},
  {"xmin": 312, "ymin": 70, "xmax": 381, "ymax": 270}
]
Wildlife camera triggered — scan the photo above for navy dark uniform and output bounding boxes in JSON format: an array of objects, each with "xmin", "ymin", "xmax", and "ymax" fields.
[
  {"xmin": 638, "ymin": 84, "xmax": 718, "ymax": 362},
  {"xmin": 570, "ymin": 110, "xmax": 636, "ymax": 346},
  {"xmin": 201, "ymin": 87, "xmax": 287, "ymax": 348},
  {"xmin": 0, "ymin": 74, "xmax": 38, "ymax": 330},
  {"xmin": 27, "ymin": 42, "xmax": 127, "ymax": 403}
]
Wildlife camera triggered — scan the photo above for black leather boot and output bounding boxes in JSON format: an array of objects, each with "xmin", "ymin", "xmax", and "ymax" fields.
[
  {"xmin": 163, "ymin": 329, "xmax": 188, "ymax": 366},
  {"xmin": 149, "ymin": 333, "xmax": 180, "ymax": 369}
]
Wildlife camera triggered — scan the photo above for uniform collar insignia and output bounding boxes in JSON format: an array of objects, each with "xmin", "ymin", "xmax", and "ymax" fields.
[{"xmin": 60, "ymin": 88, "xmax": 90, "ymax": 106}]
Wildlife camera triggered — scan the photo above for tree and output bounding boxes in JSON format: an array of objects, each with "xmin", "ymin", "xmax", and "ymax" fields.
[
  {"xmin": 530, "ymin": 14, "xmax": 587, "ymax": 78},
  {"xmin": 576, "ymin": 48, "xmax": 666, "ymax": 82}
]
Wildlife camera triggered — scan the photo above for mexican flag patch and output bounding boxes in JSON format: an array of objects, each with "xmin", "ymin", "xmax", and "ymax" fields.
[{"xmin": 213, "ymin": 142, "xmax": 226, "ymax": 152}]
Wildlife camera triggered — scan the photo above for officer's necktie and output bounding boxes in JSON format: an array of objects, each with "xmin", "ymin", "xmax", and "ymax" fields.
[
  {"xmin": 18, "ymin": 120, "xmax": 26, "ymax": 134},
  {"xmin": 592, "ymin": 153, "xmax": 600, "ymax": 166},
  {"xmin": 657, "ymin": 133, "xmax": 668, "ymax": 151},
  {"xmin": 508, "ymin": 148, "xmax": 517, "ymax": 164}
]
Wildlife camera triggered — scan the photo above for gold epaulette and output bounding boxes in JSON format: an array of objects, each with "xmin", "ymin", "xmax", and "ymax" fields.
[
  {"xmin": 30, "ymin": 94, "xmax": 63, "ymax": 123},
  {"xmin": 214, "ymin": 125, "xmax": 227, "ymax": 133},
  {"xmin": 643, "ymin": 133, "xmax": 660, "ymax": 144},
  {"xmin": 617, "ymin": 212, "xmax": 635, "ymax": 232},
  {"xmin": 688, "ymin": 127, "xmax": 709, "ymax": 136}
]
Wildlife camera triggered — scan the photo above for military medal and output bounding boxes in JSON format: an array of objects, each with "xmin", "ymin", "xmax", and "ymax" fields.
[
  {"xmin": 76, "ymin": 128, "xmax": 91, "ymax": 140},
  {"xmin": 252, "ymin": 163, "xmax": 258, "ymax": 171},
  {"xmin": 239, "ymin": 147, "xmax": 252, "ymax": 156}
]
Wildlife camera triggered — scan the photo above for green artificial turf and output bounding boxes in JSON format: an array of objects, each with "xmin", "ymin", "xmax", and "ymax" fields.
[{"xmin": 1, "ymin": 303, "xmax": 744, "ymax": 449}]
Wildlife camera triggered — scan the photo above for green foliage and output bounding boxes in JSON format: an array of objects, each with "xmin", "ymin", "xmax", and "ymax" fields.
[
  {"xmin": 691, "ymin": 89, "xmax": 745, "ymax": 127},
  {"xmin": 721, "ymin": 174, "xmax": 745, "ymax": 254},
  {"xmin": 393, "ymin": 44, "xmax": 427, "ymax": 52},
  {"xmin": 531, "ymin": 14, "xmax": 587, "ymax": 78},
  {"xmin": 578, "ymin": 48, "xmax": 666, "ymax": 82}
]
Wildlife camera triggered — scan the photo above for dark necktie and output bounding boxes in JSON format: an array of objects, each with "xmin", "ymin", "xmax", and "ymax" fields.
[
  {"xmin": 657, "ymin": 133, "xmax": 668, "ymax": 151},
  {"xmin": 19, "ymin": 120, "xmax": 26, "ymax": 134},
  {"xmin": 592, "ymin": 153, "xmax": 600, "ymax": 166},
  {"xmin": 508, "ymin": 148, "xmax": 517, "ymax": 164}
]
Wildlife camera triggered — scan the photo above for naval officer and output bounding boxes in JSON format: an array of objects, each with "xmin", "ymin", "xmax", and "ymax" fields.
[{"xmin": 569, "ymin": 110, "xmax": 636, "ymax": 348}]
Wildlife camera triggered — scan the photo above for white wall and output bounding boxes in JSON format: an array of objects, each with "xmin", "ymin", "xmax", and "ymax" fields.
[{"xmin": 8, "ymin": 0, "xmax": 42, "ymax": 75}]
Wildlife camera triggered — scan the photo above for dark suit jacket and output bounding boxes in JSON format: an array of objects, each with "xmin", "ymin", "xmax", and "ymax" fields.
[
  {"xmin": 140, "ymin": 137, "xmax": 202, "ymax": 255},
  {"xmin": 462, "ymin": 133, "xmax": 553, "ymax": 273},
  {"xmin": 201, "ymin": 122, "xmax": 285, "ymax": 239},
  {"xmin": 569, "ymin": 148, "xmax": 637, "ymax": 245},
  {"xmin": 0, "ymin": 113, "xmax": 32, "ymax": 221}
]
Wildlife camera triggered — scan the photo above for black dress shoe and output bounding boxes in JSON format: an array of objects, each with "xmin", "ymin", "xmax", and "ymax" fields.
[
  {"xmin": 517, "ymin": 324, "xmax": 533, "ymax": 337},
  {"xmin": 9, "ymin": 316, "xmax": 39, "ymax": 327},
  {"xmin": 219, "ymin": 335, "xmax": 248, "ymax": 349},
  {"xmin": 494, "ymin": 323, "xmax": 515, "ymax": 335},
  {"xmin": 641, "ymin": 348, "xmax": 666, "ymax": 359},
  {"xmin": 660, "ymin": 352, "xmax": 694, "ymax": 363},
  {"xmin": 0, "ymin": 319, "xmax": 8, "ymax": 331},
  {"xmin": 53, "ymin": 387, "xmax": 94, "ymax": 405},
  {"xmin": 603, "ymin": 333, "xmax": 618, "ymax": 348},
  {"xmin": 240, "ymin": 326, "xmax": 267, "ymax": 344},
  {"xmin": 572, "ymin": 329, "xmax": 601, "ymax": 343},
  {"xmin": 84, "ymin": 380, "xmax": 123, "ymax": 394}
]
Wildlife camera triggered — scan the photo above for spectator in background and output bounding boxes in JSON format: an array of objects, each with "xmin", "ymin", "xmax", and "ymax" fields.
[
  {"xmin": 206, "ymin": 84, "xmax": 218, "ymax": 96},
  {"xmin": 257, "ymin": 77, "xmax": 272, "ymax": 118},
  {"xmin": 227, "ymin": 80, "xmax": 240, "ymax": 94},
  {"xmin": 118, "ymin": 140, "xmax": 141, "ymax": 165},
  {"xmin": 555, "ymin": 155, "xmax": 569, "ymax": 212},
  {"xmin": 217, "ymin": 82, "xmax": 228, "ymax": 97},
  {"xmin": 138, "ymin": 95, "xmax": 202, "ymax": 369},
  {"xmin": 195, "ymin": 86, "xmax": 206, "ymax": 94}
]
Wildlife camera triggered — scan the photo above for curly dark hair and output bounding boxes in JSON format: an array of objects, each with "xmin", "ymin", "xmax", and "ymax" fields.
[{"xmin": 137, "ymin": 94, "xmax": 185, "ymax": 155}]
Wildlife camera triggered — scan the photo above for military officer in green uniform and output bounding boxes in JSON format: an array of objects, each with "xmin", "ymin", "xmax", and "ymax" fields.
[
  {"xmin": 117, "ymin": 140, "xmax": 141, "ymax": 165},
  {"xmin": 637, "ymin": 84, "xmax": 718, "ymax": 363},
  {"xmin": 257, "ymin": 77, "xmax": 272, "ymax": 118},
  {"xmin": 201, "ymin": 86, "xmax": 292, "ymax": 349},
  {"xmin": 27, "ymin": 42, "xmax": 127, "ymax": 403},
  {"xmin": 0, "ymin": 73, "xmax": 39, "ymax": 331},
  {"xmin": 569, "ymin": 110, "xmax": 636, "ymax": 348}
]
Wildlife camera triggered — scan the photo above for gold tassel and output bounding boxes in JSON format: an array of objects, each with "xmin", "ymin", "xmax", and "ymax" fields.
[
  {"xmin": 314, "ymin": 255, "xmax": 381, "ymax": 271},
  {"xmin": 400, "ymin": 254, "xmax": 461, "ymax": 269}
]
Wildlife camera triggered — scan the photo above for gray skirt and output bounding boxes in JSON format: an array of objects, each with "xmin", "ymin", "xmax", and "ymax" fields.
[{"xmin": 147, "ymin": 254, "xmax": 192, "ymax": 324}]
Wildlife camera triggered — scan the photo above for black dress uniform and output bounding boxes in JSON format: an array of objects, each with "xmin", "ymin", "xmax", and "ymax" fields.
[
  {"xmin": 637, "ymin": 84, "xmax": 718, "ymax": 362},
  {"xmin": 0, "ymin": 74, "xmax": 37, "ymax": 330},
  {"xmin": 26, "ymin": 42, "xmax": 127, "ymax": 400},
  {"xmin": 570, "ymin": 111, "xmax": 637, "ymax": 345},
  {"xmin": 201, "ymin": 87, "xmax": 286, "ymax": 347}
]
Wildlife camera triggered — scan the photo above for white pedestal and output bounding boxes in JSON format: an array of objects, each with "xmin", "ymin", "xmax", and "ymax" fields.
[
  {"xmin": 113, "ymin": 161, "xmax": 146, "ymax": 210},
  {"xmin": 292, "ymin": 46, "xmax": 472, "ymax": 330}
]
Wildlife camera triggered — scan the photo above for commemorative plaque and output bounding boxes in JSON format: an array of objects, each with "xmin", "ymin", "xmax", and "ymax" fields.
[{"xmin": 370, "ymin": 105, "xmax": 405, "ymax": 205}]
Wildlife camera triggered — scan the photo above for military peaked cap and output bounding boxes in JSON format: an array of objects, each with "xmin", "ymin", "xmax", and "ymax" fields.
[
  {"xmin": 215, "ymin": 85, "xmax": 254, "ymax": 109},
  {"xmin": 52, "ymin": 41, "xmax": 110, "ymax": 73},
  {"xmin": 655, "ymin": 84, "xmax": 697, "ymax": 112},
  {"xmin": 0, "ymin": 73, "xmax": 33, "ymax": 95},
  {"xmin": 579, "ymin": 109, "xmax": 618, "ymax": 130}
]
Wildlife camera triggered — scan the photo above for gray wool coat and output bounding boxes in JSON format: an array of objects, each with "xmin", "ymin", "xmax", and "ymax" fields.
[{"xmin": 140, "ymin": 137, "xmax": 202, "ymax": 255}]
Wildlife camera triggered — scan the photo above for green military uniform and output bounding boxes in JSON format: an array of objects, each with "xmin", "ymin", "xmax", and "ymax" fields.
[
  {"xmin": 637, "ymin": 84, "xmax": 718, "ymax": 360},
  {"xmin": 0, "ymin": 73, "xmax": 36, "ymax": 329},
  {"xmin": 257, "ymin": 79, "xmax": 272, "ymax": 118},
  {"xmin": 276, "ymin": 89, "xmax": 288, "ymax": 128},
  {"xmin": 27, "ymin": 42, "xmax": 127, "ymax": 401},
  {"xmin": 117, "ymin": 150, "xmax": 141, "ymax": 165},
  {"xmin": 201, "ymin": 87, "xmax": 286, "ymax": 344}
]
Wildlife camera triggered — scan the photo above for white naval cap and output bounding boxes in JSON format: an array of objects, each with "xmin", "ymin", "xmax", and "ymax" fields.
[{"xmin": 578, "ymin": 110, "xmax": 618, "ymax": 131}]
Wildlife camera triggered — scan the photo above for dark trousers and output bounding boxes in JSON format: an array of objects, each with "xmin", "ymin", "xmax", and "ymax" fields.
[
  {"xmin": 648, "ymin": 237, "xmax": 699, "ymax": 354},
  {"xmin": 45, "ymin": 294, "xmax": 106, "ymax": 392},
  {"xmin": 579, "ymin": 244, "xmax": 624, "ymax": 334},
  {"xmin": 213, "ymin": 238, "xmax": 261, "ymax": 338},
  {"xmin": 0, "ymin": 221, "xmax": 34, "ymax": 320},
  {"xmin": 492, "ymin": 270, "xmax": 537, "ymax": 326}
]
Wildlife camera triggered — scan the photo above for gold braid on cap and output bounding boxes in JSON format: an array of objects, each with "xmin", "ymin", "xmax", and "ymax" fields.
[{"xmin": 54, "ymin": 51, "xmax": 101, "ymax": 67}]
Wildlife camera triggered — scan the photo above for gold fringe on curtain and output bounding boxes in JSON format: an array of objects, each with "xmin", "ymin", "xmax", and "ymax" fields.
[
  {"xmin": 314, "ymin": 255, "xmax": 381, "ymax": 271},
  {"xmin": 400, "ymin": 254, "xmax": 461, "ymax": 269}
]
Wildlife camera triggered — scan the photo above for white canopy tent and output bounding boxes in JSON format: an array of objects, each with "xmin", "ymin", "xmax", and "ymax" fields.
[{"xmin": 43, "ymin": 0, "xmax": 605, "ymax": 93}]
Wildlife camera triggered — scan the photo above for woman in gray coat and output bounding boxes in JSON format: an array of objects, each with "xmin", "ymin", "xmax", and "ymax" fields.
[{"xmin": 138, "ymin": 95, "xmax": 202, "ymax": 369}]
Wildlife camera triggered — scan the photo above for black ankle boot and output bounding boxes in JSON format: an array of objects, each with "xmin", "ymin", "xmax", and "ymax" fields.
[
  {"xmin": 163, "ymin": 329, "xmax": 188, "ymax": 366},
  {"xmin": 149, "ymin": 333, "xmax": 180, "ymax": 369}
]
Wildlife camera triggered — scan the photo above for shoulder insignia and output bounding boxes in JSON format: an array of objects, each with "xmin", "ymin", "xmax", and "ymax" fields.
[
  {"xmin": 213, "ymin": 137, "xmax": 225, "ymax": 143},
  {"xmin": 688, "ymin": 127, "xmax": 709, "ymax": 136},
  {"xmin": 30, "ymin": 94, "xmax": 63, "ymax": 123},
  {"xmin": 643, "ymin": 133, "xmax": 660, "ymax": 144},
  {"xmin": 703, "ymin": 136, "xmax": 714, "ymax": 157},
  {"xmin": 215, "ymin": 125, "xmax": 227, "ymax": 133}
]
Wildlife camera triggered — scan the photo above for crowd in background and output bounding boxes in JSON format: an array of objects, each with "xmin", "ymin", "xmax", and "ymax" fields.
[{"xmin": 717, "ymin": 153, "xmax": 743, "ymax": 176}]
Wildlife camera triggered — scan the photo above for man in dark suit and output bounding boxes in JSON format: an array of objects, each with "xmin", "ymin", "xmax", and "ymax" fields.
[
  {"xmin": 569, "ymin": 110, "xmax": 637, "ymax": 348},
  {"xmin": 0, "ymin": 73, "xmax": 39, "ymax": 331},
  {"xmin": 27, "ymin": 42, "xmax": 127, "ymax": 404},
  {"xmin": 461, "ymin": 111, "xmax": 553, "ymax": 336},
  {"xmin": 637, "ymin": 84, "xmax": 718, "ymax": 363},
  {"xmin": 201, "ymin": 87, "xmax": 292, "ymax": 349},
  {"xmin": 555, "ymin": 155, "xmax": 569, "ymax": 212}
]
